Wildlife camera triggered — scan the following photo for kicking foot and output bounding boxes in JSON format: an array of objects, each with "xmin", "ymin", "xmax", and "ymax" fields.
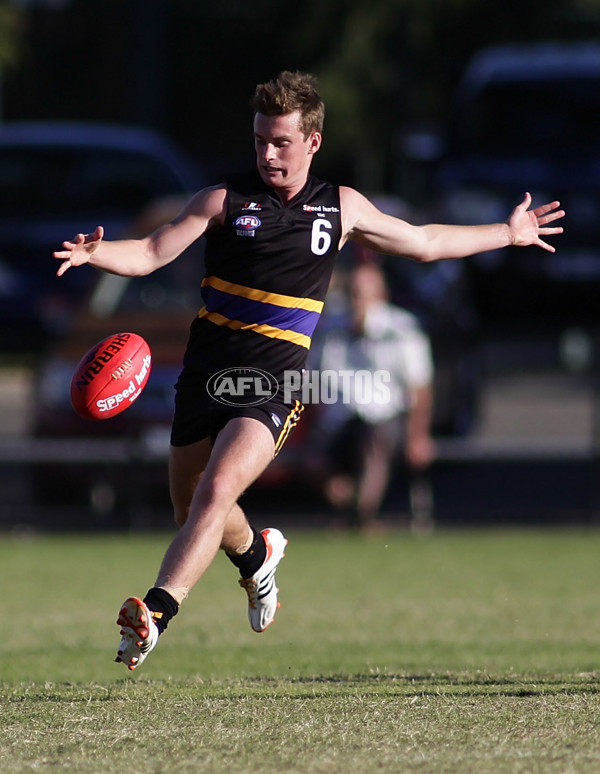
[{"xmin": 115, "ymin": 596, "xmax": 159, "ymax": 671}]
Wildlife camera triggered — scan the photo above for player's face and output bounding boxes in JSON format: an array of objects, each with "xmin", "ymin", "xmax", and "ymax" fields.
[{"xmin": 254, "ymin": 111, "xmax": 321, "ymax": 198}]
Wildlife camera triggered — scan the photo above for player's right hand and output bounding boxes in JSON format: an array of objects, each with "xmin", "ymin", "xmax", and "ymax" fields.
[{"xmin": 54, "ymin": 225, "xmax": 104, "ymax": 276}]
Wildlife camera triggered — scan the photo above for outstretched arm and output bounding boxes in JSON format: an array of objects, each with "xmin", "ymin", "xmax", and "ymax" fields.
[
  {"xmin": 53, "ymin": 185, "xmax": 227, "ymax": 277},
  {"xmin": 341, "ymin": 189, "xmax": 565, "ymax": 263}
]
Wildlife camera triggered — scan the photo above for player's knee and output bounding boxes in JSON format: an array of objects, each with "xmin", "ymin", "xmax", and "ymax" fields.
[{"xmin": 194, "ymin": 471, "xmax": 238, "ymax": 513}]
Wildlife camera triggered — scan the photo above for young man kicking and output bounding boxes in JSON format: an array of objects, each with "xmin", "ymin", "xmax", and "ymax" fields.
[{"xmin": 53, "ymin": 71, "xmax": 565, "ymax": 670}]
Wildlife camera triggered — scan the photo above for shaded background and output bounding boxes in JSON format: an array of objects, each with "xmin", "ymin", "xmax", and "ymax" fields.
[
  {"xmin": 3, "ymin": 0, "xmax": 599, "ymax": 188},
  {"xmin": 1, "ymin": 0, "xmax": 600, "ymax": 529}
]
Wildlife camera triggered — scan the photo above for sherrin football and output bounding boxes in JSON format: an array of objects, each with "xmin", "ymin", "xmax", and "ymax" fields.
[{"xmin": 70, "ymin": 332, "xmax": 152, "ymax": 421}]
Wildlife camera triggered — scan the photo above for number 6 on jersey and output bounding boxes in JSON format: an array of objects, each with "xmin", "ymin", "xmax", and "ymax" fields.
[{"xmin": 311, "ymin": 218, "xmax": 332, "ymax": 255}]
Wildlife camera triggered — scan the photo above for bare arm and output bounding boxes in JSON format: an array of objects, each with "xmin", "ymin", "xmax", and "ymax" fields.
[
  {"xmin": 340, "ymin": 188, "xmax": 565, "ymax": 263},
  {"xmin": 53, "ymin": 185, "xmax": 227, "ymax": 277}
]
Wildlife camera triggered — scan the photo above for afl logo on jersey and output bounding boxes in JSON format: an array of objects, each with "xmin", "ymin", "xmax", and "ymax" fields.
[{"xmin": 234, "ymin": 215, "xmax": 261, "ymax": 237}]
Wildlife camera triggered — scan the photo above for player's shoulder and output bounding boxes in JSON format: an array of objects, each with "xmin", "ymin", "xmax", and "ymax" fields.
[
  {"xmin": 339, "ymin": 185, "xmax": 372, "ymax": 206},
  {"xmin": 173, "ymin": 183, "xmax": 228, "ymax": 230},
  {"xmin": 186, "ymin": 181, "xmax": 227, "ymax": 204},
  {"xmin": 339, "ymin": 186, "xmax": 381, "ymax": 239},
  {"xmin": 339, "ymin": 185, "xmax": 381, "ymax": 220}
]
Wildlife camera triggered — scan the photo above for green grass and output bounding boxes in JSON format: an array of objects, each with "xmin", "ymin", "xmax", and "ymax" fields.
[{"xmin": 1, "ymin": 527, "xmax": 599, "ymax": 772}]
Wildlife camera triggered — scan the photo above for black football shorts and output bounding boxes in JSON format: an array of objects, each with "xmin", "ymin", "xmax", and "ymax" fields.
[{"xmin": 170, "ymin": 367, "xmax": 304, "ymax": 456}]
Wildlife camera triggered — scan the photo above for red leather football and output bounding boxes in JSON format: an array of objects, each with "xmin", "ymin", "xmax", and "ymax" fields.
[{"xmin": 70, "ymin": 332, "xmax": 152, "ymax": 421}]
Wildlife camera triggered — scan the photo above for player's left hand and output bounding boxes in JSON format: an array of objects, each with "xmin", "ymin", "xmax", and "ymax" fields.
[{"xmin": 507, "ymin": 192, "xmax": 565, "ymax": 253}]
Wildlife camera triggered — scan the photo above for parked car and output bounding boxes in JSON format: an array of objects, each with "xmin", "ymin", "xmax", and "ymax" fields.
[
  {"xmin": 431, "ymin": 42, "xmax": 600, "ymax": 328},
  {"xmin": 0, "ymin": 121, "xmax": 203, "ymax": 352}
]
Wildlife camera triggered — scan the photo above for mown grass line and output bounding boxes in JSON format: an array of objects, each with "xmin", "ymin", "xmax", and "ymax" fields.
[{"xmin": 1, "ymin": 528, "xmax": 599, "ymax": 772}]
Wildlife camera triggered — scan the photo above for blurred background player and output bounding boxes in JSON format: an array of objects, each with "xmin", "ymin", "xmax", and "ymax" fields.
[{"xmin": 308, "ymin": 260, "xmax": 435, "ymax": 531}]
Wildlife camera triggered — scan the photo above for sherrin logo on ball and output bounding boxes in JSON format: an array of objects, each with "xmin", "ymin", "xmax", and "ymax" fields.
[{"xmin": 70, "ymin": 332, "xmax": 152, "ymax": 421}]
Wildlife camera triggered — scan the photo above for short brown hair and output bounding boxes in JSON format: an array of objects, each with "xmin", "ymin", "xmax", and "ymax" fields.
[{"xmin": 252, "ymin": 71, "xmax": 324, "ymax": 138}]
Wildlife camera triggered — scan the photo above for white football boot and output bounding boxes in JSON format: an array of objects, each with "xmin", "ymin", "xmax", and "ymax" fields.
[
  {"xmin": 115, "ymin": 596, "xmax": 159, "ymax": 671},
  {"xmin": 239, "ymin": 528, "xmax": 288, "ymax": 632}
]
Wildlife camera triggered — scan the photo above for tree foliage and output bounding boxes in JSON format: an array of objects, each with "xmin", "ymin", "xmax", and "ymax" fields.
[
  {"xmin": 3, "ymin": 0, "xmax": 600, "ymax": 189},
  {"xmin": 287, "ymin": 0, "xmax": 600, "ymax": 186}
]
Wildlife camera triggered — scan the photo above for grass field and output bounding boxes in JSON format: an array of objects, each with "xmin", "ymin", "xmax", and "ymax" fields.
[{"xmin": 1, "ymin": 526, "xmax": 599, "ymax": 772}]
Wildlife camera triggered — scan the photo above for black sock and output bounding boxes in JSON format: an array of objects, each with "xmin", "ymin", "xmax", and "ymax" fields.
[
  {"xmin": 143, "ymin": 587, "xmax": 180, "ymax": 634},
  {"xmin": 226, "ymin": 526, "xmax": 267, "ymax": 579}
]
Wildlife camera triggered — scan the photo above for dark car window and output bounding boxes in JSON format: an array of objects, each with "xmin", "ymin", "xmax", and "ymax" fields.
[
  {"xmin": 453, "ymin": 77, "xmax": 600, "ymax": 155},
  {"xmin": 0, "ymin": 147, "xmax": 185, "ymax": 219}
]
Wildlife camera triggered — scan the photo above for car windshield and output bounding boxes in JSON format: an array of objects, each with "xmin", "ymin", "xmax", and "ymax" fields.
[
  {"xmin": 453, "ymin": 76, "xmax": 600, "ymax": 155},
  {"xmin": 0, "ymin": 146, "xmax": 185, "ymax": 219}
]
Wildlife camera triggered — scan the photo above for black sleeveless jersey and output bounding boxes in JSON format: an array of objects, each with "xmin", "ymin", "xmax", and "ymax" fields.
[{"xmin": 183, "ymin": 171, "xmax": 342, "ymax": 381}]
